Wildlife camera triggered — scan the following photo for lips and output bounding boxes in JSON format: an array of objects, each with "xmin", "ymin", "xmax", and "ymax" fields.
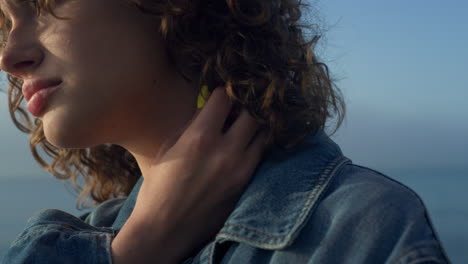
[{"xmin": 22, "ymin": 78, "xmax": 63, "ymax": 101}]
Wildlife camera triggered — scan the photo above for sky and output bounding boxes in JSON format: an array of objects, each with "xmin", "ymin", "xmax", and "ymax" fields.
[
  {"xmin": 0, "ymin": 0, "xmax": 467, "ymax": 180},
  {"xmin": 316, "ymin": 0, "xmax": 468, "ymax": 169}
]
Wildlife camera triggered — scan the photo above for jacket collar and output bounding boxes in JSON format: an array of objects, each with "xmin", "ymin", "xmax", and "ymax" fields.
[
  {"xmin": 214, "ymin": 130, "xmax": 351, "ymax": 249},
  {"xmin": 113, "ymin": 130, "xmax": 351, "ymax": 250}
]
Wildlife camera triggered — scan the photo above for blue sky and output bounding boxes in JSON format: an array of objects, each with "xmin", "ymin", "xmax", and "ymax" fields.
[
  {"xmin": 0, "ymin": 0, "xmax": 467, "ymax": 179},
  {"xmin": 316, "ymin": 0, "xmax": 468, "ymax": 169},
  {"xmin": 319, "ymin": 0, "xmax": 468, "ymax": 120}
]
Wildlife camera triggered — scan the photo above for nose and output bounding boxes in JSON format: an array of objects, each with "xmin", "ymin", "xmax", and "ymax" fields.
[{"xmin": 0, "ymin": 37, "xmax": 43, "ymax": 79}]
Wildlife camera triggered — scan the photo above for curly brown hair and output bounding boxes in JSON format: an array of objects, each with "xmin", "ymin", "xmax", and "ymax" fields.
[{"xmin": 0, "ymin": 0, "xmax": 346, "ymax": 210}]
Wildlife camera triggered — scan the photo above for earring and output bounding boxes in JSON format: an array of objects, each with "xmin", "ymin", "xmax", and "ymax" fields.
[{"xmin": 197, "ymin": 84, "xmax": 209, "ymax": 109}]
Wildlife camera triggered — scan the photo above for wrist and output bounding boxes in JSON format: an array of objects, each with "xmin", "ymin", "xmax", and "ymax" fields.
[{"xmin": 111, "ymin": 213, "xmax": 177, "ymax": 264}]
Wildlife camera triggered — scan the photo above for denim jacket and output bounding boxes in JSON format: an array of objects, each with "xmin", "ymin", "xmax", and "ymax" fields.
[{"xmin": 2, "ymin": 130, "xmax": 452, "ymax": 264}]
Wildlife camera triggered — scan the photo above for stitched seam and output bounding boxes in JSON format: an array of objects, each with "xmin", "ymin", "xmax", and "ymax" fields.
[
  {"xmin": 101, "ymin": 233, "xmax": 115, "ymax": 264},
  {"xmin": 407, "ymin": 257, "xmax": 444, "ymax": 264},
  {"xmin": 11, "ymin": 226, "xmax": 116, "ymax": 248},
  {"xmin": 97, "ymin": 234, "xmax": 102, "ymax": 264},
  {"xmin": 26, "ymin": 221, "xmax": 116, "ymax": 233},
  {"xmin": 284, "ymin": 156, "xmax": 351, "ymax": 242},
  {"xmin": 28, "ymin": 209, "xmax": 117, "ymax": 232},
  {"xmin": 216, "ymin": 231, "xmax": 280, "ymax": 245},
  {"xmin": 218, "ymin": 157, "xmax": 351, "ymax": 245},
  {"xmin": 394, "ymin": 241, "xmax": 440, "ymax": 263}
]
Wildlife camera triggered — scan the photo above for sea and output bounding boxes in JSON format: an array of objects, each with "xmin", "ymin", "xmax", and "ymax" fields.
[{"xmin": 0, "ymin": 167, "xmax": 467, "ymax": 263}]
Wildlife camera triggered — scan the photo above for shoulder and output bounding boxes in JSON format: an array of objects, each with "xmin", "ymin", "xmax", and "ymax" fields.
[
  {"xmin": 325, "ymin": 163, "xmax": 426, "ymax": 216},
  {"xmin": 318, "ymin": 163, "xmax": 436, "ymax": 238},
  {"xmin": 78, "ymin": 197, "xmax": 127, "ymax": 227},
  {"xmin": 295, "ymin": 163, "xmax": 451, "ymax": 263}
]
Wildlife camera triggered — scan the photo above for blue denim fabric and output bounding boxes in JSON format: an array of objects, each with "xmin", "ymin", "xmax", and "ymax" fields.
[{"xmin": 1, "ymin": 130, "xmax": 452, "ymax": 264}]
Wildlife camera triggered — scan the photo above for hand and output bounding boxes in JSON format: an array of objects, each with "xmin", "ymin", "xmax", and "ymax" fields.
[{"xmin": 114, "ymin": 86, "xmax": 269, "ymax": 264}]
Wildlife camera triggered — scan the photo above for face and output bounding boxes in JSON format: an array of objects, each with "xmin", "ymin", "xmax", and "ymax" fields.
[{"xmin": 0, "ymin": 0, "xmax": 193, "ymax": 149}]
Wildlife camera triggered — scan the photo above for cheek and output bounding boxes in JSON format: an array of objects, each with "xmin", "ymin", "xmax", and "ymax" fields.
[
  {"xmin": 42, "ymin": 87, "xmax": 127, "ymax": 149},
  {"xmin": 62, "ymin": 27, "xmax": 160, "ymax": 101}
]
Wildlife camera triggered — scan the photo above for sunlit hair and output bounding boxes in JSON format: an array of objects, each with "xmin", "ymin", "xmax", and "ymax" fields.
[{"xmin": 0, "ymin": 0, "xmax": 346, "ymax": 210}]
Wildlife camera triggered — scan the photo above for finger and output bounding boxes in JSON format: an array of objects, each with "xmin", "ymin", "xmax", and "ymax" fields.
[
  {"xmin": 189, "ymin": 87, "xmax": 233, "ymax": 134},
  {"xmin": 166, "ymin": 107, "xmax": 204, "ymax": 151},
  {"xmin": 186, "ymin": 108, "xmax": 202, "ymax": 128},
  {"xmin": 224, "ymin": 108, "xmax": 260, "ymax": 151},
  {"xmin": 237, "ymin": 129, "xmax": 269, "ymax": 183}
]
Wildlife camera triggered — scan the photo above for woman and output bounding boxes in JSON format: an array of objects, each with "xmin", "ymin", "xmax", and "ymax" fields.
[{"xmin": 0, "ymin": 0, "xmax": 451, "ymax": 263}]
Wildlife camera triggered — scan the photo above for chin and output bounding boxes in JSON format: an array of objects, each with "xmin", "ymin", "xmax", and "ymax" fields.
[{"xmin": 41, "ymin": 112, "xmax": 99, "ymax": 149}]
